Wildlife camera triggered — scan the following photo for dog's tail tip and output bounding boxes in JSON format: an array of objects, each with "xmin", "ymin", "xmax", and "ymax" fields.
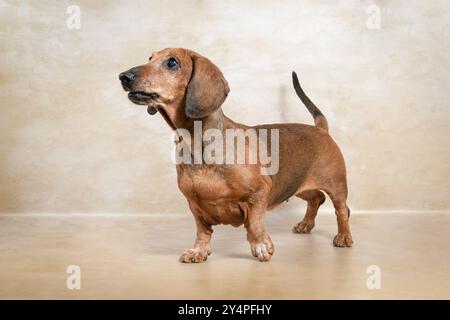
[
  {"xmin": 291, "ymin": 70, "xmax": 329, "ymax": 133},
  {"xmin": 291, "ymin": 70, "xmax": 298, "ymax": 82}
]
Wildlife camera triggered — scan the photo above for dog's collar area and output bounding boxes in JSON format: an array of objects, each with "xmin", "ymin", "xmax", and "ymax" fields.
[{"xmin": 155, "ymin": 107, "xmax": 176, "ymax": 131}]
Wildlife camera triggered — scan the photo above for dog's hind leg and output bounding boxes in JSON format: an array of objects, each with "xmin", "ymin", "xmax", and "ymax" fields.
[
  {"xmin": 327, "ymin": 187, "xmax": 353, "ymax": 247},
  {"xmin": 292, "ymin": 189, "xmax": 326, "ymax": 234}
]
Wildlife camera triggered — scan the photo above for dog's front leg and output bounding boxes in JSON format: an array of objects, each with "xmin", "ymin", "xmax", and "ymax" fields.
[
  {"xmin": 179, "ymin": 203, "xmax": 213, "ymax": 263},
  {"xmin": 244, "ymin": 202, "xmax": 274, "ymax": 262}
]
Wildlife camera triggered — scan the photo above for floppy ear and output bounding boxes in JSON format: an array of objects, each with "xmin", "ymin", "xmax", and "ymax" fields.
[{"xmin": 185, "ymin": 55, "xmax": 230, "ymax": 119}]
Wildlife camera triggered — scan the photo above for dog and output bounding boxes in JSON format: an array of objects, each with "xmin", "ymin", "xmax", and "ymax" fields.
[{"xmin": 119, "ymin": 48, "xmax": 353, "ymax": 262}]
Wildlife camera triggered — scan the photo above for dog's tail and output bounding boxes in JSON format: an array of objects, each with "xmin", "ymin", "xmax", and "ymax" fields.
[{"xmin": 292, "ymin": 71, "xmax": 328, "ymax": 132}]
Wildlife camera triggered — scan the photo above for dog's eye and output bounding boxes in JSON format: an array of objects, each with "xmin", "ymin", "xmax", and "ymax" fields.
[
  {"xmin": 149, "ymin": 56, "xmax": 152, "ymax": 61},
  {"xmin": 166, "ymin": 58, "xmax": 178, "ymax": 69}
]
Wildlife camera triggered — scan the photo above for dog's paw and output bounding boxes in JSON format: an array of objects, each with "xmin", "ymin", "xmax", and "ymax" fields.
[
  {"xmin": 292, "ymin": 220, "xmax": 315, "ymax": 234},
  {"xmin": 249, "ymin": 236, "xmax": 275, "ymax": 262},
  {"xmin": 333, "ymin": 232, "xmax": 353, "ymax": 247},
  {"xmin": 179, "ymin": 248, "xmax": 211, "ymax": 263}
]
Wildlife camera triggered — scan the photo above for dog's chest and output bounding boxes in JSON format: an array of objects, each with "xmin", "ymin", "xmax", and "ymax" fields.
[
  {"xmin": 177, "ymin": 166, "xmax": 231, "ymax": 200},
  {"xmin": 177, "ymin": 165, "xmax": 250, "ymax": 226}
]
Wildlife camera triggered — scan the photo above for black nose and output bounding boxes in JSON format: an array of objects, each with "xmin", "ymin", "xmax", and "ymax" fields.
[{"xmin": 119, "ymin": 72, "xmax": 136, "ymax": 84}]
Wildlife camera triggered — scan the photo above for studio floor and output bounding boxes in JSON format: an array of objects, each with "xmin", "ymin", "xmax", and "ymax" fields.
[{"xmin": 0, "ymin": 212, "xmax": 449, "ymax": 299}]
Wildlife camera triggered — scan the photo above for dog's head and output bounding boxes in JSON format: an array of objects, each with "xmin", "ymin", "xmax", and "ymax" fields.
[{"xmin": 119, "ymin": 48, "xmax": 229, "ymax": 129}]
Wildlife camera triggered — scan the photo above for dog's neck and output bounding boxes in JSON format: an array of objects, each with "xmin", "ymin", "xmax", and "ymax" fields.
[
  {"xmin": 172, "ymin": 109, "xmax": 243, "ymax": 161},
  {"xmin": 180, "ymin": 109, "xmax": 237, "ymax": 135},
  {"xmin": 198, "ymin": 109, "xmax": 225, "ymax": 132},
  {"xmin": 164, "ymin": 98, "xmax": 234, "ymax": 133}
]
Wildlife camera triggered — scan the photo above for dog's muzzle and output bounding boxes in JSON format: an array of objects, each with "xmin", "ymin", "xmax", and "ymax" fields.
[
  {"xmin": 119, "ymin": 71, "xmax": 135, "ymax": 88},
  {"xmin": 119, "ymin": 67, "xmax": 159, "ymax": 115},
  {"xmin": 119, "ymin": 67, "xmax": 139, "ymax": 91}
]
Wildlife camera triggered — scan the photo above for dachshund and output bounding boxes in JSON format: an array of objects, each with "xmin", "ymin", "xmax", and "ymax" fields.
[{"xmin": 119, "ymin": 48, "xmax": 353, "ymax": 262}]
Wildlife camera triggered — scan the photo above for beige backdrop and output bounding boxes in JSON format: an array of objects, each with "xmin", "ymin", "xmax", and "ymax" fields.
[{"xmin": 1, "ymin": 0, "xmax": 449, "ymax": 214}]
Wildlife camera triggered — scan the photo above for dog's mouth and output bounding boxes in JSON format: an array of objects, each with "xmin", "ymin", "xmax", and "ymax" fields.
[
  {"xmin": 127, "ymin": 91, "xmax": 175, "ymax": 130},
  {"xmin": 128, "ymin": 91, "xmax": 159, "ymax": 105}
]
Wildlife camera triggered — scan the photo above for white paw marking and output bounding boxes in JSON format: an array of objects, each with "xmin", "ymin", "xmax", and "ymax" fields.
[{"xmin": 255, "ymin": 243, "xmax": 268, "ymax": 255}]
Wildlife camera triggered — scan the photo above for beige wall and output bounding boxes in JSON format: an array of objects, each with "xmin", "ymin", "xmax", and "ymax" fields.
[{"xmin": 1, "ymin": 0, "xmax": 449, "ymax": 214}]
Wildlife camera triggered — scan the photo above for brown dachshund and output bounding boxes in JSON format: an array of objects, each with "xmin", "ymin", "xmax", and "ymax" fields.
[{"xmin": 119, "ymin": 48, "xmax": 353, "ymax": 262}]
